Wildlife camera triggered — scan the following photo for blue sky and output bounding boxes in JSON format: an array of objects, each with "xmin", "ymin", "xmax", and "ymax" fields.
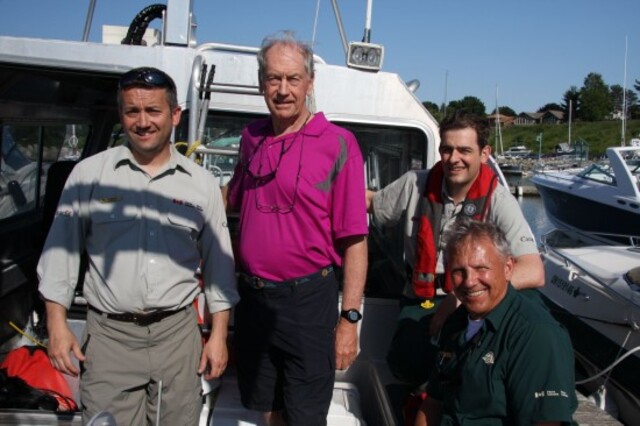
[{"xmin": 0, "ymin": 0, "xmax": 638, "ymax": 114}]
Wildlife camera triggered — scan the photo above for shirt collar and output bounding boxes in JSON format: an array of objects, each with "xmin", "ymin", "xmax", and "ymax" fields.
[
  {"xmin": 482, "ymin": 284, "xmax": 516, "ymax": 333},
  {"xmin": 113, "ymin": 143, "xmax": 191, "ymax": 176}
]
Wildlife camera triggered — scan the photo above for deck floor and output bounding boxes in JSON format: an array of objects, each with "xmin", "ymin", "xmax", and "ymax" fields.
[{"xmin": 574, "ymin": 393, "xmax": 623, "ymax": 425}]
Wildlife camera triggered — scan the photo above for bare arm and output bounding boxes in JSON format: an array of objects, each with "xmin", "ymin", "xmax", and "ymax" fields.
[
  {"xmin": 365, "ymin": 189, "xmax": 376, "ymax": 213},
  {"xmin": 45, "ymin": 300, "xmax": 85, "ymax": 376},
  {"xmin": 335, "ymin": 235, "xmax": 367, "ymax": 370},
  {"xmin": 199, "ymin": 308, "xmax": 231, "ymax": 380},
  {"xmin": 510, "ymin": 253, "xmax": 545, "ymax": 289},
  {"xmin": 414, "ymin": 397, "xmax": 443, "ymax": 426}
]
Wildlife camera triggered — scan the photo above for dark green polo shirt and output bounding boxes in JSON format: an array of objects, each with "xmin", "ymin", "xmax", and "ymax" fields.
[{"xmin": 428, "ymin": 285, "xmax": 577, "ymax": 425}]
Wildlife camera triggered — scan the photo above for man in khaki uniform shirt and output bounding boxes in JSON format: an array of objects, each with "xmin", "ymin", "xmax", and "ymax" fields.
[{"xmin": 38, "ymin": 67, "xmax": 238, "ymax": 425}]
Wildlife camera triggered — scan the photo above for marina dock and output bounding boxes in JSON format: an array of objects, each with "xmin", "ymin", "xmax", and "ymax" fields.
[{"xmin": 575, "ymin": 393, "xmax": 623, "ymax": 425}]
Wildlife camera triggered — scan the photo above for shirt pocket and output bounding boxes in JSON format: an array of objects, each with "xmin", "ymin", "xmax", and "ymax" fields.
[
  {"xmin": 166, "ymin": 206, "xmax": 204, "ymax": 265},
  {"xmin": 90, "ymin": 195, "xmax": 139, "ymax": 235}
]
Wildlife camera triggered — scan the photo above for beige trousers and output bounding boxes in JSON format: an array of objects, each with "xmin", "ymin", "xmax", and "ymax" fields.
[{"xmin": 80, "ymin": 306, "xmax": 202, "ymax": 425}]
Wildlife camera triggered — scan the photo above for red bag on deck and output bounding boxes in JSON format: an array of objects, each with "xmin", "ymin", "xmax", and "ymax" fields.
[{"xmin": 0, "ymin": 346, "xmax": 78, "ymax": 412}]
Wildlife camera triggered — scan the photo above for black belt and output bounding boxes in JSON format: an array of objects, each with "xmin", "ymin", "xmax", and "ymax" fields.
[
  {"xmin": 239, "ymin": 266, "xmax": 334, "ymax": 290},
  {"xmin": 88, "ymin": 305, "xmax": 187, "ymax": 326}
]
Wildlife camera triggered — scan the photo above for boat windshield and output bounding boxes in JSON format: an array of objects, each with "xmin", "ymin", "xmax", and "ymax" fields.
[{"xmin": 578, "ymin": 163, "xmax": 616, "ymax": 185}]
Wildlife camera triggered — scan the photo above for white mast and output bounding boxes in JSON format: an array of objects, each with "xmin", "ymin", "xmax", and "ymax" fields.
[
  {"xmin": 622, "ymin": 35, "xmax": 628, "ymax": 146},
  {"xmin": 568, "ymin": 99, "xmax": 572, "ymax": 146},
  {"xmin": 495, "ymin": 84, "xmax": 504, "ymax": 156}
]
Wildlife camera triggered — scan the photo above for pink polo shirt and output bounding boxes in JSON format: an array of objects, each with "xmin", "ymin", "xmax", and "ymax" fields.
[{"xmin": 227, "ymin": 112, "xmax": 368, "ymax": 281}]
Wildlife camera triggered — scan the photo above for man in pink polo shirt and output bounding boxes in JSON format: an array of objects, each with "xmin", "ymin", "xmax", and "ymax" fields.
[{"xmin": 226, "ymin": 31, "xmax": 368, "ymax": 426}]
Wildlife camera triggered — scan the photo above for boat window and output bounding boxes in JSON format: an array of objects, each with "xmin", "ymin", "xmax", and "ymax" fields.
[
  {"xmin": 335, "ymin": 122, "xmax": 427, "ymax": 298},
  {"xmin": 336, "ymin": 123, "xmax": 426, "ymax": 190},
  {"xmin": 175, "ymin": 111, "xmax": 264, "ymax": 187},
  {"xmin": 0, "ymin": 123, "xmax": 90, "ymax": 220},
  {"xmin": 580, "ymin": 164, "xmax": 616, "ymax": 186}
]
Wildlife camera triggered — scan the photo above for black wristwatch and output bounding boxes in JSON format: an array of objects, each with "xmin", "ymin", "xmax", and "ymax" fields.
[{"xmin": 340, "ymin": 309, "xmax": 363, "ymax": 323}]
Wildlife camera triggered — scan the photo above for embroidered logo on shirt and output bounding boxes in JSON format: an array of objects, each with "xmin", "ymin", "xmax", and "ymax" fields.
[
  {"xmin": 482, "ymin": 351, "xmax": 495, "ymax": 365},
  {"xmin": 534, "ymin": 390, "xmax": 569, "ymax": 399},
  {"xmin": 98, "ymin": 196, "xmax": 122, "ymax": 203},
  {"xmin": 173, "ymin": 198, "xmax": 203, "ymax": 211}
]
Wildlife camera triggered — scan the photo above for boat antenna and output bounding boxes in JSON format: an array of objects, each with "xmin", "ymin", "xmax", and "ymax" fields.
[
  {"xmin": 362, "ymin": 0, "xmax": 373, "ymax": 42},
  {"xmin": 82, "ymin": 0, "xmax": 98, "ymax": 42}
]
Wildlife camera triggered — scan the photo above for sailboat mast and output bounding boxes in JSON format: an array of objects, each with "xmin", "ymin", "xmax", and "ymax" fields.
[
  {"xmin": 622, "ymin": 36, "xmax": 628, "ymax": 146},
  {"xmin": 495, "ymin": 84, "xmax": 504, "ymax": 156},
  {"xmin": 568, "ymin": 99, "xmax": 572, "ymax": 146}
]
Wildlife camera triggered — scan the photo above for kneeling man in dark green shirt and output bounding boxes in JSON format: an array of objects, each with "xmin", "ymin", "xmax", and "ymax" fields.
[{"xmin": 416, "ymin": 219, "xmax": 576, "ymax": 426}]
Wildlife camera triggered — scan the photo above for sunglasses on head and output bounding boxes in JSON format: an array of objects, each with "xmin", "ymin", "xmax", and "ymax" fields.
[{"xmin": 118, "ymin": 68, "xmax": 176, "ymax": 91}]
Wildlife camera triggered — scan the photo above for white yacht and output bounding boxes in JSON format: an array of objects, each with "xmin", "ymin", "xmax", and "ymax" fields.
[{"xmin": 0, "ymin": 0, "xmax": 440, "ymax": 424}]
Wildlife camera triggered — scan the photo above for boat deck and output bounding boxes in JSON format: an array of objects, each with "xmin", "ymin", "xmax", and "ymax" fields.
[
  {"xmin": 0, "ymin": 390, "xmax": 623, "ymax": 425},
  {"xmin": 574, "ymin": 393, "xmax": 623, "ymax": 425}
]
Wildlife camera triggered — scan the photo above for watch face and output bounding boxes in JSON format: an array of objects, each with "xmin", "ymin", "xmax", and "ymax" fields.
[{"xmin": 343, "ymin": 309, "xmax": 362, "ymax": 322}]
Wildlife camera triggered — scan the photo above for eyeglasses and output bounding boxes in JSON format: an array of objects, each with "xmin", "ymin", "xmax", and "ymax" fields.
[
  {"xmin": 243, "ymin": 114, "xmax": 310, "ymax": 214},
  {"xmin": 118, "ymin": 67, "xmax": 176, "ymax": 92},
  {"xmin": 254, "ymin": 145, "xmax": 303, "ymax": 214},
  {"xmin": 243, "ymin": 137, "xmax": 290, "ymax": 183}
]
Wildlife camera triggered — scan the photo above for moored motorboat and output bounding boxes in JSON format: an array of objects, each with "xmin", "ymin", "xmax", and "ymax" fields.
[
  {"xmin": 538, "ymin": 228, "xmax": 640, "ymax": 424},
  {"xmin": 531, "ymin": 146, "xmax": 640, "ymax": 244}
]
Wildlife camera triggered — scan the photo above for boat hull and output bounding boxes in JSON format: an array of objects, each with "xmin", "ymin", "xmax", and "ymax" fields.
[
  {"xmin": 534, "ymin": 180, "xmax": 640, "ymax": 241},
  {"xmin": 539, "ymin": 233, "xmax": 640, "ymax": 424}
]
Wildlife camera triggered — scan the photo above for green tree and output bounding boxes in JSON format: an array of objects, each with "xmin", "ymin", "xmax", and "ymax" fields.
[
  {"xmin": 490, "ymin": 106, "xmax": 516, "ymax": 117},
  {"xmin": 562, "ymin": 86, "xmax": 580, "ymax": 120},
  {"xmin": 422, "ymin": 101, "xmax": 442, "ymax": 120},
  {"xmin": 610, "ymin": 85, "xmax": 638, "ymax": 118},
  {"xmin": 579, "ymin": 73, "xmax": 612, "ymax": 121},
  {"xmin": 447, "ymin": 96, "xmax": 486, "ymax": 116},
  {"xmin": 537, "ymin": 103, "xmax": 562, "ymax": 113}
]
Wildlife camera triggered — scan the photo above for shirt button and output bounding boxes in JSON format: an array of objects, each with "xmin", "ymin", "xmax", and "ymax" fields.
[
  {"xmin": 149, "ymin": 259, "xmax": 156, "ymax": 264},
  {"xmin": 150, "ymin": 231, "xmax": 155, "ymax": 237}
]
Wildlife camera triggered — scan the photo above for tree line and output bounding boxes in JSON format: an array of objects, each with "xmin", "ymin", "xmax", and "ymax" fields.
[{"xmin": 422, "ymin": 72, "xmax": 640, "ymax": 123}]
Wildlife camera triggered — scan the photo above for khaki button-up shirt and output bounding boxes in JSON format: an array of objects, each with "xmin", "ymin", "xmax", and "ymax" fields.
[{"xmin": 38, "ymin": 144, "xmax": 238, "ymax": 314}]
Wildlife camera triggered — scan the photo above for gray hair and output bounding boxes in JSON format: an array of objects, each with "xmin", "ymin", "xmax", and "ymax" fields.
[
  {"xmin": 443, "ymin": 218, "xmax": 512, "ymax": 265},
  {"xmin": 257, "ymin": 30, "xmax": 315, "ymax": 86}
]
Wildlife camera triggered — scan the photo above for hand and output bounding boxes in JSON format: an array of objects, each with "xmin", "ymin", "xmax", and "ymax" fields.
[
  {"xmin": 335, "ymin": 320, "xmax": 358, "ymax": 370},
  {"xmin": 429, "ymin": 293, "xmax": 459, "ymax": 336},
  {"xmin": 47, "ymin": 323, "xmax": 85, "ymax": 377},
  {"xmin": 198, "ymin": 335, "xmax": 228, "ymax": 380}
]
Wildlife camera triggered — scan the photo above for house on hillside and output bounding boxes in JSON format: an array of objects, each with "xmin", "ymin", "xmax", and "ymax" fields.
[
  {"xmin": 514, "ymin": 110, "xmax": 564, "ymax": 126},
  {"xmin": 542, "ymin": 110, "xmax": 564, "ymax": 124},
  {"xmin": 487, "ymin": 113, "xmax": 515, "ymax": 127},
  {"xmin": 514, "ymin": 112, "xmax": 543, "ymax": 125}
]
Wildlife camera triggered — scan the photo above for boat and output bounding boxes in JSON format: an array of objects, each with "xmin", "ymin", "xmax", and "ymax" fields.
[
  {"xmin": 538, "ymin": 228, "xmax": 640, "ymax": 424},
  {"xmin": 531, "ymin": 146, "xmax": 640, "ymax": 244},
  {"xmin": 0, "ymin": 0, "xmax": 441, "ymax": 424},
  {"xmin": 502, "ymin": 145, "xmax": 532, "ymax": 158},
  {"xmin": 497, "ymin": 162, "xmax": 524, "ymax": 177}
]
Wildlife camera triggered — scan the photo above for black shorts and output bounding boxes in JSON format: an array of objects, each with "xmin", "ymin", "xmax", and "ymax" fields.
[{"xmin": 234, "ymin": 269, "xmax": 339, "ymax": 426}]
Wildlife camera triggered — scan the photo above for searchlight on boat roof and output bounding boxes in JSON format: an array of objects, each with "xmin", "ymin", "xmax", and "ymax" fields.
[{"xmin": 347, "ymin": 42, "xmax": 384, "ymax": 71}]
